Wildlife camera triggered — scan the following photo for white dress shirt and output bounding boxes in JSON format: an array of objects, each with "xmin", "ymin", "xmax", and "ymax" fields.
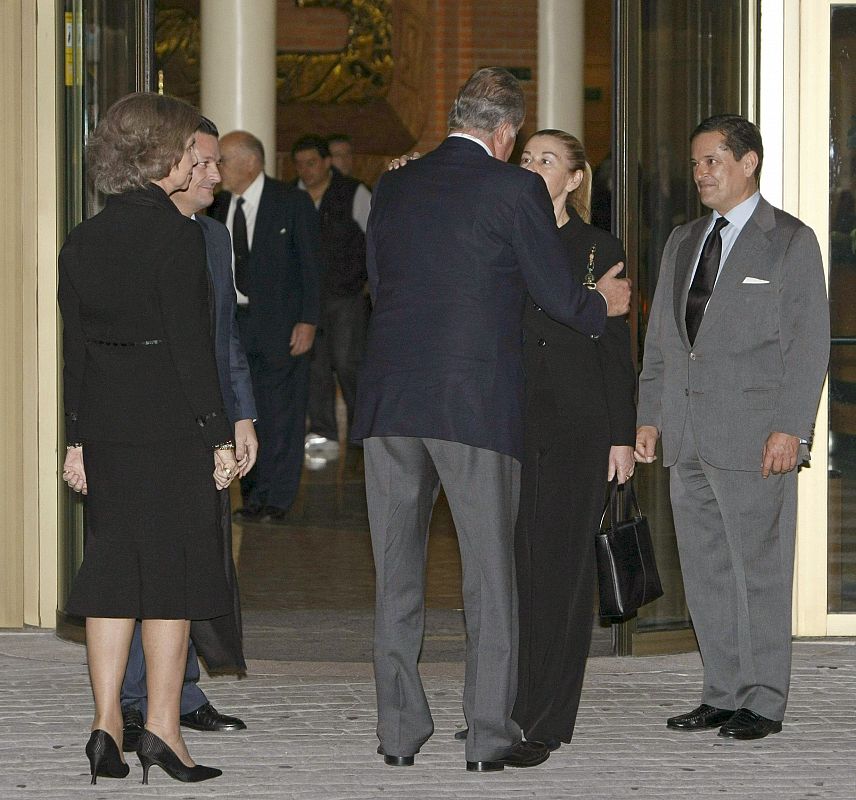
[
  {"xmin": 224, "ymin": 171, "xmax": 265, "ymax": 305},
  {"xmin": 448, "ymin": 132, "xmax": 493, "ymax": 156},
  {"xmin": 690, "ymin": 191, "xmax": 761, "ymax": 290}
]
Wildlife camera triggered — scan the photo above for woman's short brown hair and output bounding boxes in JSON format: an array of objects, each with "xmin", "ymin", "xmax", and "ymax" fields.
[{"xmin": 86, "ymin": 92, "xmax": 202, "ymax": 195}]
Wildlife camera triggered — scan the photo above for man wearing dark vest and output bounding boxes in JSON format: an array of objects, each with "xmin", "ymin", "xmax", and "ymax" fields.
[{"xmin": 293, "ymin": 135, "xmax": 371, "ymax": 456}]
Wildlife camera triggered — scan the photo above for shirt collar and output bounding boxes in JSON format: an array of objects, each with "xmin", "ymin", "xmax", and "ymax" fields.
[
  {"xmin": 236, "ymin": 171, "xmax": 265, "ymax": 209},
  {"xmin": 448, "ymin": 132, "xmax": 494, "ymax": 157},
  {"xmin": 715, "ymin": 191, "xmax": 761, "ymax": 232}
]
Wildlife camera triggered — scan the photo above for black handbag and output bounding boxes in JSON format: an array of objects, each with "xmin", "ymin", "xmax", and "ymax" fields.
[{"xmin": 596, "ymin": 479, "xmax": 663, "ymax": 623}]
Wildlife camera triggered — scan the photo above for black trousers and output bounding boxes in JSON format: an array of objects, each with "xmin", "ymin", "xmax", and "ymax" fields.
[
  {"xmin": 241, "ymin": 350, "xmax": 310, "ymax": 513},
  {"xmin": 512, "ymin": 389, "xmax": 609, "ymax": 743},
  {"xmin": 307, "ymin": 293, "xmax": 367, "ymax": 440}
]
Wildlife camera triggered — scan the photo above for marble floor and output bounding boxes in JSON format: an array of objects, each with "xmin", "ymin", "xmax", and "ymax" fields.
[{"xmin": 231, "ymin": 441, "xmax": 615, "ymax": 662}]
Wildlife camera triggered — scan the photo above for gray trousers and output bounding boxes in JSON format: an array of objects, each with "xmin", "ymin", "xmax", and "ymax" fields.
[
  {"xmin": 364, "ymin": 436, "xmax": 522, "ymax": 762},
  {"xmin": 670, "ymin": 426, "xmax": 797, "ymax": 721}
]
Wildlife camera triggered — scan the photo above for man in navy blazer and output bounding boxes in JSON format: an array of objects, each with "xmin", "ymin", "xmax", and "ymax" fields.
[
  {"xmin": 352, "ymin": 68, "xmax": 631, "ymax": 772},
  {"xmin": 210, "ymin": 131, "xmax": 321, "ymax": 524},
  {"xmin": 121, "ymin": 120, "xmax": 258, "ymax": 748}
]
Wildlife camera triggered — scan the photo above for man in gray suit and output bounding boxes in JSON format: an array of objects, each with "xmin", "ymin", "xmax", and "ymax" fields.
[
  {"xmin": 121, "ymin": 118, "xmax": 258, "ymax": 748},
  {"xmin": 635, "ymin": 115, "xmax": 829, "ymax": 740}
]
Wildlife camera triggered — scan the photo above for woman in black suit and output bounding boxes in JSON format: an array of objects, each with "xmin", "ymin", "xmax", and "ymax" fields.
[
  {"xmin": 59, "ymin": 93, "xmax": 237, "ymax": 784},
  {"xmin": 512, "ymin": 130, "xmax": 636, "ymax": 750}
]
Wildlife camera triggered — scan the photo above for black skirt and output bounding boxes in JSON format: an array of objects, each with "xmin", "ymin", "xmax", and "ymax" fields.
[{"xmin": 66, "ymin": 435, "xmax": 232, "ymax": 620}]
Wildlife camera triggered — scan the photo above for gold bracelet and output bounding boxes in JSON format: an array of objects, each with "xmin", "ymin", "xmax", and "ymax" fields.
[{"xmin": 213, "ymin": 441, "xmax": 235, "ymax": 451}]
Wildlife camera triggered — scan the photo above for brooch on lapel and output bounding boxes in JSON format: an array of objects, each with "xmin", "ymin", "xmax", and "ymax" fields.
[{"xmin": 583, "ymin": 244, "xmax": 597, "ymax": 289}]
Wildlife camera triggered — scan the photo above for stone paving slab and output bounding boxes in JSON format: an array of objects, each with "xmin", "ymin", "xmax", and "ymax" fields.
[{"xmin": 1, "ymin": 632, "xmax": 855, "ymax": 799}]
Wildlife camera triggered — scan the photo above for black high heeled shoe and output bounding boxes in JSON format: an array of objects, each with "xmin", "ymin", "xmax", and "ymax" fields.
[
  {"xmin": 136, "ymin": 729, "xmax": 222, "ymax": 784},
  {"xmin": 85, "ymin": 729, "xmax": 130, "ymax": 784}
]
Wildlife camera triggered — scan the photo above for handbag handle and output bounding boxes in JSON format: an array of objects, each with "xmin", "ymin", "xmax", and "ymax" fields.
[{"xmin": 599, "ymin": 478, "xmax": 642, "ymax": 533}]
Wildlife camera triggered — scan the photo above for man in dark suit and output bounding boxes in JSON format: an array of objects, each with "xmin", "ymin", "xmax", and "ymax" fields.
[
  {"xmin": 211, "ymin": 131, "xmax": 321, "ymax": 524},
  {"xmin": 352, "ymin": 68, "xmax": 631, "ymax": 772},
  {"xmin": 635, "ymin": 115, "xmax": 829, "ymax": 739},
  {"xmin": 121, "ymin": 119, "xmax": 258, "ymax": 747}
]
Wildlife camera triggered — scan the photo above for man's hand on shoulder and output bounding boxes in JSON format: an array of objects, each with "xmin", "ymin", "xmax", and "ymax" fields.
[
  {"xmin": 290, "ymin": 322, "xmax": 316, "ymax": 356},
  {"xmin": 234, "ymin": 419, "xmax": 258, "ymax": 477},
  {"xmin": 762, "ymin": 432, "xmax": 800, "ymax": 478},
  {"xmin": 596, "ymin": 263, "xmax": 631, "ymax": 317},
  {"xmin": 634, "ymin": 425, "xmax": 659, "ymax": 464}
]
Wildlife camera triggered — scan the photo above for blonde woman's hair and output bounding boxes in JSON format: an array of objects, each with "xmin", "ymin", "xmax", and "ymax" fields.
[
  {"xmin": 532, "ymin": 129, "xmax": 593, "ymax": 223},
  {"xmin": 86, "ymin": 92, "xmax": 201, "ymax": 195}
]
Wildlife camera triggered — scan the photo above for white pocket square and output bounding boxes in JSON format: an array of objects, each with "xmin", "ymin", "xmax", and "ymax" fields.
[{"xmin": 742, "ymin": 277, "xmax": 770, "ymax": 284}]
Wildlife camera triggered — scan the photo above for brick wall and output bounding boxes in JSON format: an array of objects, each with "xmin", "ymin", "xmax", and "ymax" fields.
[
  {"xmin": 412, "ymin": 0, "xmax": 538, "ymax": 158},
  {"xmin": 276, "ymin": 0, "xmax": 611, "ymax": 181}
]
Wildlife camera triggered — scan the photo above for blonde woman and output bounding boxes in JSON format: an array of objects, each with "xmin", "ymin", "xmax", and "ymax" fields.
[{"xmin": 512, "ymin": 130, "xmax": 636, "ymax": 750}]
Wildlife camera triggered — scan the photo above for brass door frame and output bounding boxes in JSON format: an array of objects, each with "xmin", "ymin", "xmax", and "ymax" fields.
[{"xmin": 56, "ymin": 0, "xmax": 156, "ymax": 643}]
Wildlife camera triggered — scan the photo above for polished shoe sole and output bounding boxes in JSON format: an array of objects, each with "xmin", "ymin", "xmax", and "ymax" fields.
[
  {"xmin": 666, "ymin": 711, "xmax": 735, "ymax": 730},
  {"xmin": 179, "ymin": 720, "xmax": 247, "ymax": 732},
  {"xmin": 384, "ymin": 754, "xmax": 415, "ymax": 766},
  {"xmin": 376, "ymin": 746, "xmax": 415, "ymax": 766},
  {"xmin": 667, "ymin": 720, "xmax": 731, "ymax": 730},
  {"xmin": 718, "ymin": 723, "xmax": 782, "ymax": 740},
  {"xmin": 467, "ymin": 760, "xmax": 504, "ymax": 772},
  {"xmin": 466, "ymin": 749, "xmax": 551, "ymax": 771}
]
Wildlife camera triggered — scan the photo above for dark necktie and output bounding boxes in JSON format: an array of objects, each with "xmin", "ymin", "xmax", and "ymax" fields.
[
  {"xmin": 232, "ymin": 196, "xmax": 250, "ymax": 296},
  {"xmin": 685, "ymin": 216, "xmax": 729, "ymax": 345}
]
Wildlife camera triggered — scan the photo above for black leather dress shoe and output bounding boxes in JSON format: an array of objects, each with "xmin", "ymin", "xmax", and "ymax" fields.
[
  {"xmin": 232, "ymin": 506, "xmax": 265, "ymax": 523},
  {"xmin": 376, "ymin": 745, "xmax": 416, "ymax": 766},
  {"xmin": 121, "ymin": 705, "xmax": 144, "ymax": 753},
  {"xmin": 179, "ymin": 702, "xmax": 246, "ymax": 732},
  {"xmin": 666, "ymin": 704, "xmax": 736, "ymax": 730},
  {"xmin": 466, "ymin": 741, "xmax": 550, "ymax": 772},
  {"xmin": 717, "ymin": 708, "xmax": 782, "ymax": 740},
  {"xmin": 261, "ymin": 506, "xmax": 290, "ymax": 524},
  {"xmin": 453, "ymin": 727, "xmax": 468, "ymax": 741},
  {"xmin": 541, "ymin": 737, "xmax": 562, "ymax": 752}
]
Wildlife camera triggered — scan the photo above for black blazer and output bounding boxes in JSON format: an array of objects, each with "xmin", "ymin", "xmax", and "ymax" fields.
[
  {"xmin": 209, "ymin": 175, "xmax": 321, "ymax": 364},
  {"xmin": 58, "ymin": 184, "xmax": 231, "ymax": 448},
  {"xmin": 352, "ymin": 136, "xmax": 608, "ymax": 461},
  {"xmin": 523, "ymin": 210, "xmax": 636, "ymax": 446}
]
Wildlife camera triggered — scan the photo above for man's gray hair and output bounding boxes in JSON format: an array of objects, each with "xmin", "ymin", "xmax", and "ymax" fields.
[{"xmin": 447, "ymin": 67, "xmax": 525, "ymax": 134}]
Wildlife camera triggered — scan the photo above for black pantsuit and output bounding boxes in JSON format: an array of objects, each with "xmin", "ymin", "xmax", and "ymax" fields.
[{"xmin": 512, "ymin": 211, "xmax": 636, "ymax": 743}]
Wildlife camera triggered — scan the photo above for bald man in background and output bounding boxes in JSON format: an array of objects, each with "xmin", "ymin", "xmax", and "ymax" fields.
[{"xmin": 210, "ymin": 131, "xmax": 322, "ymax": 524}]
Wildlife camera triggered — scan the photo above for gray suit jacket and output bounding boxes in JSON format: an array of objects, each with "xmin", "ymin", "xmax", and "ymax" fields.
[{"xmin": 637, "ymin": 195, "xmax": 829, "ymax": 471}]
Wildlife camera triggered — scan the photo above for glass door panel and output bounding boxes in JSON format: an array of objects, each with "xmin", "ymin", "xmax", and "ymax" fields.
[
  {"xmin": 614, "ymin": 0, "xmax": 757, "ymax": 654},
  {"xmin": 828, "ymin": 5, "xmax": 856, "ymax": 613},
  {"xmin": 57, "ymin": 0, "xmax": 154, "ymax": 640}
]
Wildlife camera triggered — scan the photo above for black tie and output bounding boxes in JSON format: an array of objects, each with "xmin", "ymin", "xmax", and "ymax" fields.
[
  {"xmin": 685, "ymin": 216, "xmax": 729, "ymax": 345},
  {"xmin": 232, "ymin": 196, "xmax": 250, "ymax": 296}
]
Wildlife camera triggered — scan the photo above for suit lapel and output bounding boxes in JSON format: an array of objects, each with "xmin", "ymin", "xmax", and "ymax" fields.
[
  {"xmin": 693, "ymin": 199, "xmax": 773, "ymax": 340},
  {"xmin": 250, "ymin": 176, "xmax": 276, "ymax": 259},
  {"xmin": 673, "ymin": 217, "xmax": 708, "ymax": 347}
]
